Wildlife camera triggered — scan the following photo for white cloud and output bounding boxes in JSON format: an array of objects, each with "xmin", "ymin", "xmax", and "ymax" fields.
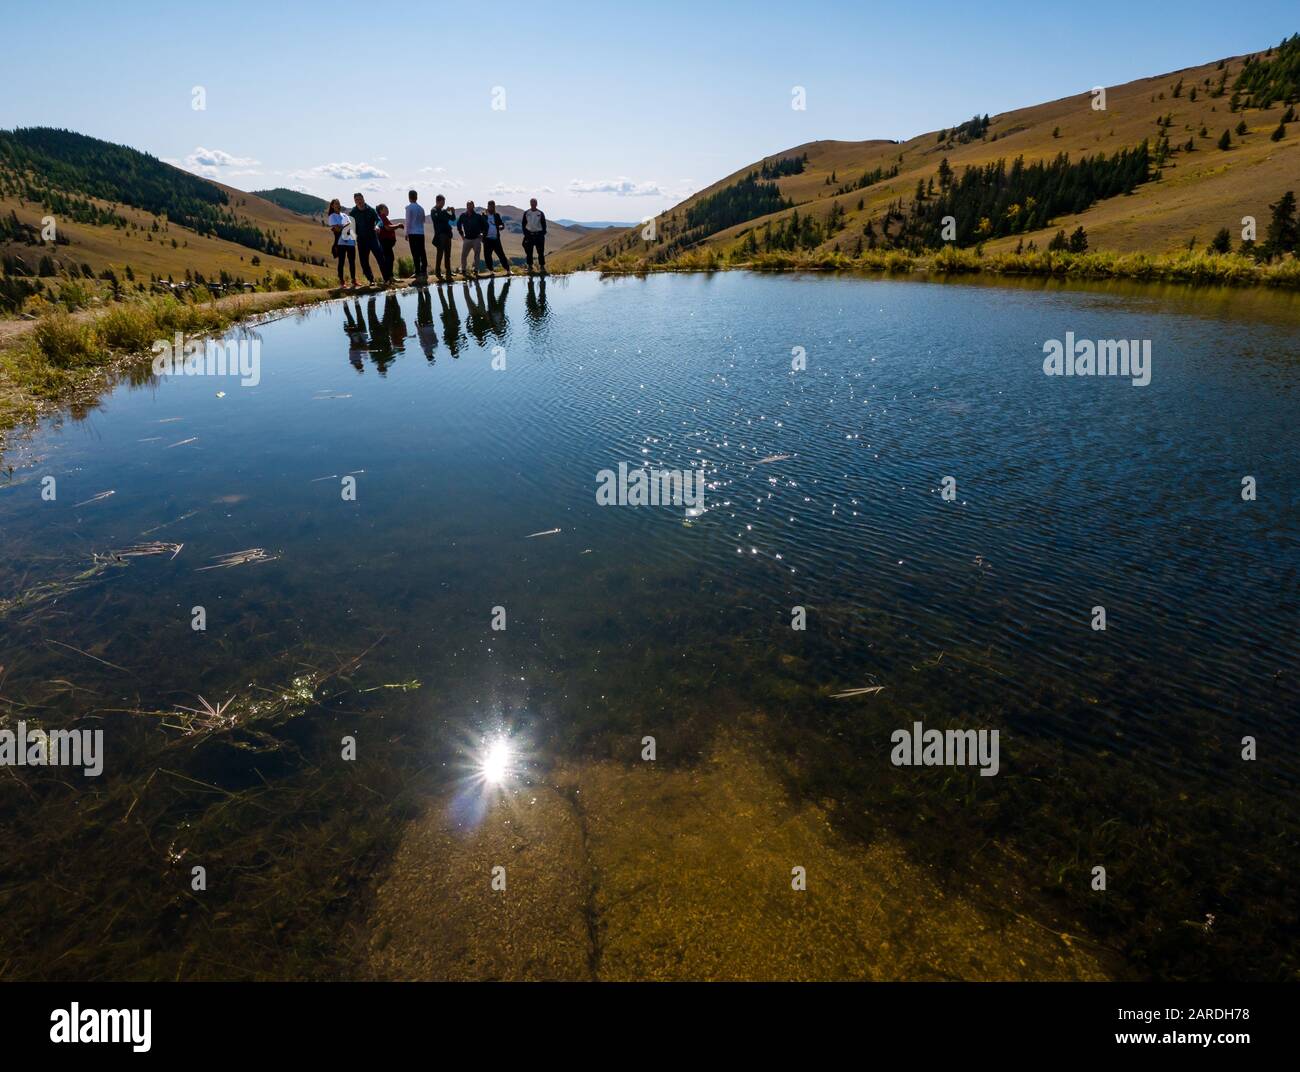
[
  {"xmin": 179, "ymin": 146, "xmax": 261, "ymax": 178},
  {"xmin": 297, "ymin": 161, "xmax": 392, "ymax": 182},
  {"xmin": 490, "ymin": 182, "xmax": 554, "ymax": 196},
  {"xmin": 415, "ymin": 167, "xmax": 465, "ymax": 189},
  {"xmin": 567, "ymin": 177, "xmax": 664, "ymax": 197}
]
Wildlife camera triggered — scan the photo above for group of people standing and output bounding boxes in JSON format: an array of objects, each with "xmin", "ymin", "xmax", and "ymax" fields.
[{"xmin": 326, "ymin": 191, "xmax": 548, "ymax": 288}]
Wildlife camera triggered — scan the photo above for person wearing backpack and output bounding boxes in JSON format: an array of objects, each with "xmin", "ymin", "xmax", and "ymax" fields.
[{"xmin": 482, "ymin": 200, "xmax": 513, "ymax": 276}]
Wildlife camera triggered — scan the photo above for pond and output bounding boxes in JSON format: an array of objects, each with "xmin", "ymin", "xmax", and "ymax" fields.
[{"xmin": 1, "ymin": 271, "xmax": 1296, "ymax": 980}]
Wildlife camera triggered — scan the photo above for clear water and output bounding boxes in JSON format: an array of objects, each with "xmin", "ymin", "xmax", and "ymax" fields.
[{"xmin": 1, "ymin": 271, "xmax": 1297, "ymax": 980}]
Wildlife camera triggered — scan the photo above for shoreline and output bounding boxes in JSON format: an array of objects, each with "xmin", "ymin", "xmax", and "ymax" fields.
[{"xmin": 587, "ymin": 246, "xmax": 1300, "ymax": 288}]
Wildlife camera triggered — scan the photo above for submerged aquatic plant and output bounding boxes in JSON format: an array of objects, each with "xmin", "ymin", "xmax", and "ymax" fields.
[
  {"xmin": 830, "ymin": 685, "xmax": 887, "ymax": 699},
  {"xmin": 98, "ymin": 541, "xmax": 184, "ymax": 562},
  {"xmin": 195, "ymin": 547, "xmax": 278, "ymax": 571},
  {"xmin": 0, "ymin": 542, "xmax": 179, "ymax": 622},
  {"xmin": 168, "ymin": 695, "xmax": 237, "ymax": 735}
]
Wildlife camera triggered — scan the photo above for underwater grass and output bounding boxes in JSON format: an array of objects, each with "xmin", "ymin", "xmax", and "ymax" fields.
[
  {"xmin": 0, "ymin": 640, "xmax": 430, "ymax": 982},
  {"xmin": 743, "ymin": 616, "xmax": 1299, "ymax": 983}
]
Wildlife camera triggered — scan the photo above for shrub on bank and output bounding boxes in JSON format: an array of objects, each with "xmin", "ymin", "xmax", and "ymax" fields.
[
  {"xmin": 98, "ymin": 303, "xmax": 161, "ymax": 352},
  {"xmin": 31, "ymin": 313, "xmax": 99, "ymax": 368}
]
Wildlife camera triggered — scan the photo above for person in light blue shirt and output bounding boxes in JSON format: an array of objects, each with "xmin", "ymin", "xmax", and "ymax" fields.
[{"xmin": 405, "ymin": 190, "xmax": 428, "ymax": 279}]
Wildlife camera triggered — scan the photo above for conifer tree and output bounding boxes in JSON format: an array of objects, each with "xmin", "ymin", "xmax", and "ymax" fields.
[{"xmin": 1264, "ymin": 191, "xmax": 1297, "ymax": 257}]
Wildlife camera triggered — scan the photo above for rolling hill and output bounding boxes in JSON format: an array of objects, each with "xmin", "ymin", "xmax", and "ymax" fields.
[{"xmin": 554, "ymin": 36, "xmax": 1300, "ymax": 270}]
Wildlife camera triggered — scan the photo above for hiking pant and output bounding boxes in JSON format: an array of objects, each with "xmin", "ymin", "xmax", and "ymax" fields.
[
  {"xmin": 407, "ymin": 234, "xmax": 428, "ymax": 276},
  {"xmin": 523, "ymin": 232, "xmax": 546, "ymax": 272},
  {"xmin": 358, "ymin": 232, "xmax": 387, "ymax": 283},
  {"xmin": 483, "ymin": 236, "xmax": 510, "ymax": 273},
  {"xmin": 335, "ymin": 244, "xmax": 357, "ymax": 285},
  {"xmin": 460, "ymin": 236, "xmax": 482, "ymax": 273},
  {"xmin": 379, "ymin": 239, "xmax": 397, "ymax": 281},
  {"xmin": 433, "ymin": 235, "xmax": 453, "ymax": 279}
]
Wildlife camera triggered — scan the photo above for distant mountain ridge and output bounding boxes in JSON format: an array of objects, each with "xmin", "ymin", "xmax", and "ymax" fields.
[{"xmin": 555, "ymin": 219, "xmax": 637, "ymax": 229}]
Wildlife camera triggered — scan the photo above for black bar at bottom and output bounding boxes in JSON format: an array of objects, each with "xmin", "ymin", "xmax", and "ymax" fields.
[{"xmin": 0, "ymin": 981, "xmax": 1288, "ymax": 1059}]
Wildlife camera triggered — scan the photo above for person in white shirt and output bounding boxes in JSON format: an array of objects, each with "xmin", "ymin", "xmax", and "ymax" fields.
[
  {"xmin": 326, "ymin": 198, "xmax": 358, "ymax": 288},
  {"xmin": 405, "ymin": 190, "xmax": 428, "ymax": 279}
]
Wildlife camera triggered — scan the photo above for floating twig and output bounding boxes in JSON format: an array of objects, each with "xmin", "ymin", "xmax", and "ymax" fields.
[
  {"xmin": 73, "ymin": 490, "xmax": 115, "ymax": 507},
  {"xmin": 44, "ymin": 639, "xmax": 131, "ymax": 674},
  {"xmin": 100, "ymin": 541, "xmax": 183, "ymax": 562},
  {"xmin": 141, "ymin": 511, "xmax": 198, "ymax": 536},
  {"xmin": 195, "ymin": 548, "xmax": 278, "ymax": 571}
]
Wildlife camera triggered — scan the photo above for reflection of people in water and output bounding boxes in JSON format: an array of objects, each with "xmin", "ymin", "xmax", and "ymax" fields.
[
  {"xmin": 343, "ymin": 300, "xmax": 368, "ymax": 371},
  {"xmin": 462, "ymin": 280, "xmax": 491, "ymax": 347},
  {"xmin": 362, "ymin": 294, "xmax": 409, "ymax": 375},
  {"xmin": 438, "ymin": 286, "xmax": 465, "ymax": 359},
  {"xmin": 414, "ymin": 287, "xmax": 439, "ymax": 363},
  {"xmin": 524, "ymin": 277, "xmax": 548, "ymax": 331},
  {"xmin": 485, "ymin": 277, "xmax": 510, "ymax": 342}
]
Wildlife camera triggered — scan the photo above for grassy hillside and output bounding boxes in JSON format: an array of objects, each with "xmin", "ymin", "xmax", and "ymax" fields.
[
  {"xmin": 0, "ymin": 128, "xmax": 337, "ymax": 306},
  {"xmin": 556, "ymin": 37, "xmax": 1300, "ymax": 270}
]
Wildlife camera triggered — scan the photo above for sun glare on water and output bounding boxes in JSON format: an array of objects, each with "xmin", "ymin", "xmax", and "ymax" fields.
[{"xmin": 481, "ymin": 738, "xmax": 512, "ymax": 786}]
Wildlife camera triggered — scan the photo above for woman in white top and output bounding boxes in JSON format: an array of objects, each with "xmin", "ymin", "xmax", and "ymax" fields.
[{"xmin": 327, "ymin": 198, "xmax": 358, "ymax": 288}]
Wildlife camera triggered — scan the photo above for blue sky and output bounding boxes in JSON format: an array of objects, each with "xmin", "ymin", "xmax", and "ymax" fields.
[{"xmin": 1, "ymin": 0, "xmax": 1295, "ymax": 220}]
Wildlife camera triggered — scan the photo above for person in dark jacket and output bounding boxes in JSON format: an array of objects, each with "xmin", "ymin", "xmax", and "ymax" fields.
[
  {"xmin": 457, "ymin": 200, "xmax": 485, "ymax": 278},
  {"xmin": 481, "ymin": 200, "xmax": 513, "ymax": 276},
  {"xmin": 349, "ymin": 193, "xmax": 389, "ymax": 285},
  {"xmin": 521, "ymin": 198, "xmax": 547, "ymax": 276},
  {"xmin": 430, "ymin": 194, "xmax": 456, "ymax": 283},
  {"xmin": 375, "ymin": 203, "xmax": 401, "ymax": 283}
]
